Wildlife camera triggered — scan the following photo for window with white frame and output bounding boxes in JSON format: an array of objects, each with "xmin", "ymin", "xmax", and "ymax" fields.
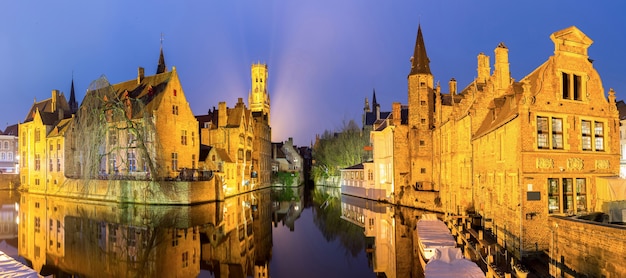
[
  {"xmin": 537, "ymin": 116, "xmax": 563, "ymax": 149},
  {"xmin": 581, "ymin": 120, "xmax": 604, "ymax": 151}
]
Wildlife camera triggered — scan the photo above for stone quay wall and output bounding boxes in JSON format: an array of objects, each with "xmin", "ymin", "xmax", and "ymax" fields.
[{"xmin": 549, "ymin": 216, "xmax": 626, "ymax": 277}]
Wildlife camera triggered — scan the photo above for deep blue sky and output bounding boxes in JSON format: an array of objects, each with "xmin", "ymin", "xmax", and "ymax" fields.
[{"xmin": 2, "ymin": 1, "xmax": 625, "ymax": 146}]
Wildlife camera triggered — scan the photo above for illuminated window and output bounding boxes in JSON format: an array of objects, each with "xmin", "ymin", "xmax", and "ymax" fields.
[
  {"xmin": 35, "ymin": 154, "xmax": 40, "ymax": 170},
  {"xmin": 594, "ymin": 122, "xmax": 604, "ymax": 151},
  {"xmin": 548, "ymin": 178, "xmax": 587, "ymax": 214},
  {"xmin": 548, "ymin": 178, "xmax": 559, "ymax": 213},
  {"xmin": 576, "ymin": 178, "xmax": 587, "ymax": 212},
  {"xmin": 181, "ymin": 130, "xmax": 187, "ymax": 145},
  {"xmin": 128, "ymin": 151, "xmax": 136, "ymax": 172},
  {"xmin": 182, "ymin": 251, "xmax": 189, "ymax": 268},
  {"xmin": 563, "ymin": 178, "xmax": 574, "ymax": 212},
  {"xmin": 537, "ymin": 116, "xmax": 563, "ymax": 149},
  {"xmin": 171, "ymin": 153, "xmax": 178, "ymax": 171},
  {"xmin": 582, "ymin": 120, "xmax": 604, "ymax": 151}
]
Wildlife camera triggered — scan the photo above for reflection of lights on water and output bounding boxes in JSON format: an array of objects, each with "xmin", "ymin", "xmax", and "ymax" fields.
[
  {"xmin": 15, "ymin": 216, "xmax": 19, "ymax": 225},
  {"xmin": 15, "ymin": 202, "xmax": 19, "ymax": 211}
]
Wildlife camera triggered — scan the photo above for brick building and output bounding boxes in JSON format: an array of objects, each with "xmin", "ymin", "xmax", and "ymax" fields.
[
  {"xmin": 196, "ymin": 63, "xmax": 272, "ymax": 195},
  {"xmin": 373, "ymin": 25, "xmax": 620, "ymax": 259}
]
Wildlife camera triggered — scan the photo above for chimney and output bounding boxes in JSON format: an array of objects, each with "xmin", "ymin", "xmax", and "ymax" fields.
[
  {"xmin": 494, "ymin": 43, "xmax": 510, "ymax": 91},
  {"xmin": 392, "ymin": 102, "xmax": 401, "ymax": 126},
  {"xmin": 51, "ymin": 90, "xmax": 59, "ymax": 112},
  {"xmin": 137, "ymin": 67, "xmax": 145, "ymax": 84},
  {"xmin": 477, "ymin": 52, "xmax": 490, "ymax": 84},
  {"xmin": 448, "ymin": 78, "xmax": 457, "ymax": 95},
  {"xmin": 218, "ymin": 102, "xmax": 227, "ymax": 128}
]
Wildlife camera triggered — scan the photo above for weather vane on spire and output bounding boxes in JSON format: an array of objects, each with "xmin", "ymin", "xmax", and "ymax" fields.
[{"xmin": 160, "ymin": 32, "xmax": 164, "ymax": 48}]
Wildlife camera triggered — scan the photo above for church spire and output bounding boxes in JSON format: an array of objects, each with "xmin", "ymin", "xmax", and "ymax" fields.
[
  {"xmin": 156, "ymin": 33, "xmax": 167, "ymax": 74},
  {"xmin": 372, "ymin": 88, "xmax": 378, "ymax": 109},
  {"xmin": 409, "ymin": 24, "xmax": 431, "ymax": 75},
  {"xmin": 69, "ymin": 77, "xmax": 78, "ymax": 114}
]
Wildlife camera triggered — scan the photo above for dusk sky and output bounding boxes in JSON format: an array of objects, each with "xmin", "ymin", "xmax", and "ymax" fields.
[{"xmin": 2, "ymin": 1, "xmax": 625, "ymax": 147}]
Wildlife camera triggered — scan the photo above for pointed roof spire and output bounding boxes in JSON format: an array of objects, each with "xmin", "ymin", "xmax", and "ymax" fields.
[
  {"xmin": 156, "ymin": 33, "xmax": 167, "ymax": 74},
  {"xmin": 69, "ymin": 77, "xmax": 78, "ymax": 114},
  {"xmin": 409, "ymin": 24, "xmax": 431, "ymax": 75},
  {"xmin": 372, "ymin": 88, "xmax": 378, "ymax": 108}
]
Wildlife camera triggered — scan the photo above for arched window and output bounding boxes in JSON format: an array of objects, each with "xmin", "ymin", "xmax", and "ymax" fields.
[
  {"xmin": 0, "ymin": 152, "xmax": 5, "ymax": 161},
  {"xmin": 2, "ymin": 141, "xmax": 6, "ymax": 149}
]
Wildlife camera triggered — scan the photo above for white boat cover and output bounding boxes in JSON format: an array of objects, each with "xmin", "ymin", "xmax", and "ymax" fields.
[
  {"xmin": 424, "ymin": 247, "xmax": 485, "ymax": 278},
  {"xmin": 416, "ymin": 214, "xmax": 457, "ymax": 260},
  {"xmin": 0, "ymin": 251, "xmax": 41, "ymax": 278}
]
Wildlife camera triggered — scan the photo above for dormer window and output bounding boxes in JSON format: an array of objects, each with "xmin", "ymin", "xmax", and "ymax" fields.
[{"xmin": 562, "ymin": 72, "xmax": 583, "ymax": 101}]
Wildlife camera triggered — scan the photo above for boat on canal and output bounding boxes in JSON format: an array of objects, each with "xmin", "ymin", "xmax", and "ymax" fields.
[
  {"xmin": 416, "ymin": 214, "xmax": 484, "ymax": 277},
  {"xmin": 416, "ymin": 213, "xmax": 457, "ymax": 267},
  {"xmin": 423, "ymin": 247, "xmax": 484, "ymax": 278}
]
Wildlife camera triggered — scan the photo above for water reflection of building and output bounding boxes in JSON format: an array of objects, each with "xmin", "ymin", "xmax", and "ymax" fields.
[
  {"xmin": 18, "ymin": 192, "xmax": 209, "ymax": 277},
  {"xmin": 271, "ymin": 187, "xmax": 304, "ymax": 231},
  {"xmin": 0, "ymin": 191, "xmax": 18, "ymax": 240},
  {"xmin": 340, "ymin": 195, "xmax": 396, "ymax": 278},
  {"xmin": 201, "ymin": 188, "xmax": 272, "ymax": 277}
]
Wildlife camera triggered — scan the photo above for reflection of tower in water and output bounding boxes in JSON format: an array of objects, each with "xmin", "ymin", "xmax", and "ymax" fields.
[{"xmin": 199, "ymin": 188, "xmax": 273, "ymax": 277}]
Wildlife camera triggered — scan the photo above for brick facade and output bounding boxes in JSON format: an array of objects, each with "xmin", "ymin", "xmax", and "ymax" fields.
[{"xmin": 372, "ymin": 25, "xmax": 621, "ymax": 259}]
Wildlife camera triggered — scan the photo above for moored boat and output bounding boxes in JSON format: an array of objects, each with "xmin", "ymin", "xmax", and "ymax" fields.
[
  {"xmin": 416, "ymin": 214, "xmax": 457, "ymax": 266},
  {"xmin": 424, "ymin": 247, "xmax": 485, "ymax": 278}
]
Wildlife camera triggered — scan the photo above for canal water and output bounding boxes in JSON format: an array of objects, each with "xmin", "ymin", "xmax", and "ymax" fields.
[{"xmin": 0, "ymin": 185, "xmax": 428, "ymax": 278}]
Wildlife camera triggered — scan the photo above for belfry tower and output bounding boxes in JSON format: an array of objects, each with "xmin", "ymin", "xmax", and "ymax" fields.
[
  {"xmin": 407, "ymin": 25, "xmax": 435, "ymax": 190},
  {"xmin": 249, "ymin": 63, "xmax": 271, "ymax": 124}
]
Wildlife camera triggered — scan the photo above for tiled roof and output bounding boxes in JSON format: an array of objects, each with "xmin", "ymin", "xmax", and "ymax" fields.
[
  {"xmin": 473, "ymin": 84, "xmax": 523, "ymax": 139},
  {"xmin": 1, "ymin": 124, "xmax": 18, "ymax": 136},
  {"xmin": 47, "ymin": 117, "xmax": 73, "ymax": 137},
  {"xmin": 82, "ymin": 71, "xmax": 173, "ymax": 120},
  {"xmin": 215, "ymin": 148, "xmax": 233, "ymax": 163},
  {"xmin": 24, "ymin": 93, "xmax": 71, "ymax": 123},
  {"xmin": 342, "ymin": 163, "xmax": 364, "ymax": 170},
  {"xmin": 365, "ymin": 111, "xmax": 391, "ymax": 126}
]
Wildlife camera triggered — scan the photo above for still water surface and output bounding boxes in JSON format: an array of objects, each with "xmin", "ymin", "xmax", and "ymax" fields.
[{"xmin": 1, "ymin": 185, "xmax": 426, "ymax": 277}]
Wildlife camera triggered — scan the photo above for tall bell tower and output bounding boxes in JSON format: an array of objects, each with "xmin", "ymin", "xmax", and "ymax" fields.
[
  {"xmin": 249, "ymin": 63, "xmax": 271, "ymax": 124},
  {"xmin": 407, "ymin": 25, "xmax": 435, "ymax": 190}
]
